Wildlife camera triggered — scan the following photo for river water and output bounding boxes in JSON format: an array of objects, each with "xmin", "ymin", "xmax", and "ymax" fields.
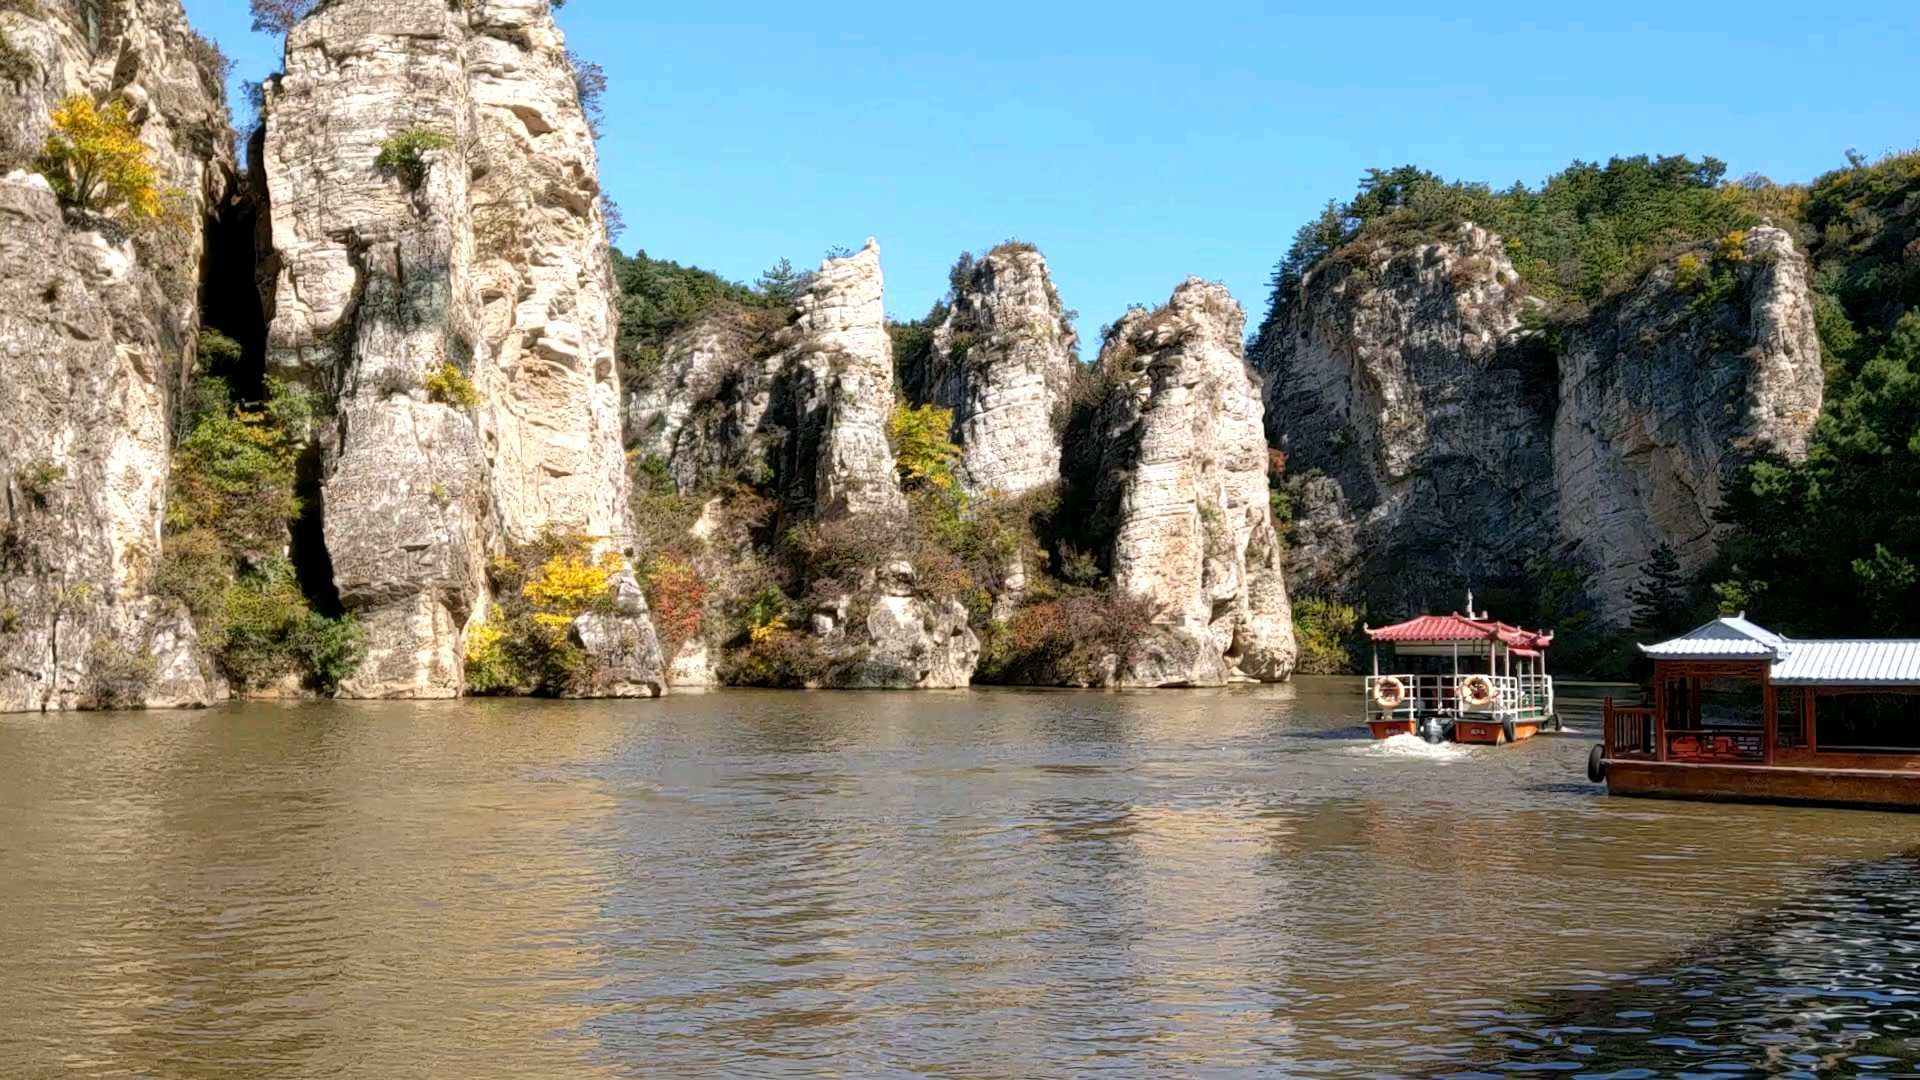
[{"xmin": 2, "ymin": 679, "xmax": 1917, "ymax": 1078}]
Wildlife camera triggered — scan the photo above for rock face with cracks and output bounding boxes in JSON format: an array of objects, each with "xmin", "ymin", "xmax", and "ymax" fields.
[
  {"xmin": 259, "ymin": 0, "xmax": 658, "ymax": 697},
  {"xmin": 1552, "ymin": 224, "xmax": 1824, "ymax": 623},
  {"xmin": 1086, "ymin": 280, "xmax": 1297, "ymax": 686},
  {"xmin": 899, "ymin": 246, "xmax": 1078, "ymax": 499},
  {"xmin": 0, "ymin": 0, "xmax": 233, "ymax": 712},
  {"xmin": 1257, "ymin": 221, "xmax": 1824, "ymax": 625},
  {"xmin": 626, "ymin": 241, "xmax": 981, "ymax": 688}
]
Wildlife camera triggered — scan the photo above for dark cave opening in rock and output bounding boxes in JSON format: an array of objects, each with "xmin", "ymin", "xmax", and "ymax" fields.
[
  {"xmin": 195, "ymin": 177, "xmax": 343, "ymax": 619},
  {"xmin": 198, "ymin": 187, "xmax": 268, "ymax": 403},
  {"xmin": 290, "ymin": 444, "xmax": 345, "ymax": 618}
]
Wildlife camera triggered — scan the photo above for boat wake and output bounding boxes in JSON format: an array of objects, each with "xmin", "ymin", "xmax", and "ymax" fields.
[{"xmin": 1358, "ymin": 733, "xmax": 1477, "ymax": 759}]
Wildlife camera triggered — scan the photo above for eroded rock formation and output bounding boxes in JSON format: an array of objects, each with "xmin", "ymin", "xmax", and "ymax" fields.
[
  {"xmin": 626, "ymin": 241, "xmax": 982, "ymax": 688},
  {"xmin": 899, "ymin": 246, "xmax": 1078, "ymax": 499},
  {"xmin": 1257, "ymin": 223, "xmax": 1548, "ymax": 610},
  {"xmin": 0, "ymin": 0, "xmax": 232, "ymax": 712},
  {"xmin": 1085, "ymin": 280, "xmax": 1297, "ymax": 686},
  {"xmin": 1258, "ymin": 221, "xmax": 1823, "ymax": 625},
  {"xmin": 260, "ymin": 0, "xmax": 656, "ymax": 697},
  {"xmin": 1554, "ymin": 225, "xmax": 1824, "ymax": 621}
]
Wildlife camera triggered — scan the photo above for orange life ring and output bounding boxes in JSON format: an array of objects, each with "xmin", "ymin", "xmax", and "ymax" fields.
[
  {"xmin": 1459, "ymin": 674, "xmax": 1497, "ymax": 708},
  {"xmin": 1373, "ymin": 676, "xmax": 1407, "ymax": 709}
]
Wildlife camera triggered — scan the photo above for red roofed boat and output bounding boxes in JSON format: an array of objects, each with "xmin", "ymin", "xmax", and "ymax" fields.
[{"xmin": 1363, "ymin": 599, "xmax": 1558, "ymax": 744}]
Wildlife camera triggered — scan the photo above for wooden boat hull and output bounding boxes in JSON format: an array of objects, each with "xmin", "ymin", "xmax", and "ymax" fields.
[
  {"xmin": 1605, "ymin": 759, "xmax": 1920, "ymax": 810},
  {"xmin": 1454, "ymin": 720, "xmax": 1540, "ymax": 745}
]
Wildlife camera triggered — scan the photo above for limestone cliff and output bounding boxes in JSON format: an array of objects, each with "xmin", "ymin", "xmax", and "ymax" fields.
[
  {"xmin": 1085, "ymin": 280, "xmax": 1296, "ymax": 686},
  {"xmin": 899, "ymin": 246, "xmax": 1078, "ymax": 499},
  {"xmin": 0, "ymin": 0, "xmax": 232, "ymax": 711},
  {"xmin": 626, "ymin": 241, "xmax": 979, "ymax": 689},
  {"xmin": 259, "ymin": 0, "xmax": 657, "ymax": 697},
  {"xmin": 1554, "ymin": 225, "xmax": 1824, "ymax": 622},
  {"xmin": 1258, "ymin": 221, "xmax": 1823, "ymax": 626},
  {"xmin": 1257, "ymin": 223, "xmax": 1550, "ymax": 611},
  {"xmin": 774, "ymin": 239, "xmax": 907, "ymax": 522}
]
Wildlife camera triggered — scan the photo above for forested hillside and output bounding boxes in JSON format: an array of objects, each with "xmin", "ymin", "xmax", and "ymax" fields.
[
  {"xmin": 1711, "ymin": 153, "xmax": 1920, "ymax": 637},
  {"xmin": 1255, "ymin": 151, "xmax": 1917, "ymax": 674}
]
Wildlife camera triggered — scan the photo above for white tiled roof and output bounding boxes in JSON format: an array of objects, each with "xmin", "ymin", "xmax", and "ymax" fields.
[
  {"xmin": 1640, "ymin": 616, "xmax": 1786, "ymax": 660},
  {"xmin": 1772, "ymin": 640, "xmax": 1920, "ymax": 686},
  {"xmin": 1642, "ymin": 618, "xmax": 1920, "ymax": 686}
]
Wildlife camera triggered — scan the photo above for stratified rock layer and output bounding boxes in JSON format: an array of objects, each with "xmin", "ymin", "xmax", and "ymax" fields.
[
  {"xmin": 0, "ymin": 0, "xmax": 232, "ymax": 712},
  {"xmin": 1090, "ymin": 280, "xmax": 1296, "ymax": 686},
  {"xmin": 900, "ymin": 247, "xmax": 1077, "ymax": 499},
  {"xmin": 1554, "ymin": 225, "xmax": 1824, "ymax": 621},
  {"xmin": 1257, "ymin": 224, "xmax": 1546, "ymax": 611},
  {"xmin": 260, "ymin": 0, "xmax": 655, "ymax": 697},
  {"xmin": 1258, "ymin": 222, "xmax": 1824, "ymax": 625}
]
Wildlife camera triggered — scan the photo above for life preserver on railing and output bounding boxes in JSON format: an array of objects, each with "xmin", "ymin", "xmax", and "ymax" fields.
[
  {"xmin": 1373, "ymin": 676, "xmax": 1407, "ymax": 709},
  {"xmin": 1459, "ymin": 674, "xmax": 1497, "ymax": 708}
]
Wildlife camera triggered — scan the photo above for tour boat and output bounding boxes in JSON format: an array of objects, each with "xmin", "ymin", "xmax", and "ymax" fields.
[
  {"xmin": 1590, "ymin": 616, "xmax": 1920, "ymax": 809},
  {"xmin": 1363, "ymin": 604, "xmax": 1558, "ymax": 744}
]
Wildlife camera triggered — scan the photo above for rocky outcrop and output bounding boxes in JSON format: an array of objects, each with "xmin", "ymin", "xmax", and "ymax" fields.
[
  {"xmin": 1554, "ymin": 225, "xmax": 1824, "ymax": 621},
  {"xmin": 1258, "ymin": 221, "xmax": 1823, "ymax": 625},
  {"xmin": 899, "ymin": 246, "xmax": 1077, "ymax": 499},
  {"xmin": 627, "ymin": 241, "xmax": 906, "ymax": 522},
  {"xmin": 1257, "ymin": 223, "xmax": 1549, "ymax": 611},
  {"xmin": 1087, "ymin": 280, "xmax": 1296, "ymax": 686},
  {"xmin": 259, "ymin": 0, "xmax": 658, "ymax": 697},
  {"xmin": 0, "ymin": 0, "xmax": 232, "ymax": 712},
  {"xmin": 627, "ymin": 241, "xmax": 984, "ymax": 688},
  {"xmin": 803, "ymin": 562, "xmax": 981, "ymax": 690},
  {"xmin": 775, "ymin": 239, "xmax": 906, "ymax": 521}
]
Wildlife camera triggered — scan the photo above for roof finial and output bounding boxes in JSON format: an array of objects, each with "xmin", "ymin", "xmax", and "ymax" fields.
[{"xmin": 1466, "ymin": 588, "xmax": 1475, "ymax": 619}]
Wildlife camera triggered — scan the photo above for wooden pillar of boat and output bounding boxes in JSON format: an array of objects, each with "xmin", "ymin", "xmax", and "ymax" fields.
[
  {"xmin": 1654, "ymin": 663, "xmax": 1668, "ymax": 762},
  {"xmin": 1762, "ymin": 669, "xmax": 1777, "ymax": 766}
]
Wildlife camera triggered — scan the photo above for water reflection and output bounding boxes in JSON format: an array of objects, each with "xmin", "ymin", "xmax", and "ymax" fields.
[
  {"xmin": 1446, "ymin": 856, "xmax": 1920, "ymax": 1078},
  {"xmin": 0, "ymin": 682, "xmax": 1916, "ymax": 1077}
]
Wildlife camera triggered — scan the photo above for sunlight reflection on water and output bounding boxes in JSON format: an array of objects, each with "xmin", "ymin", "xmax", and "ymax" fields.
[{"xmin": 0, "ymin": 681, "xmax": 1916, "ymax": 1077}]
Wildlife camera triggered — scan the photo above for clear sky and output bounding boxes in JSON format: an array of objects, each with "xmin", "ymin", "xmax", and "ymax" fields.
[{"xmin": 185, "ymin": 0, "xmax": 1916, "ymax": 337}]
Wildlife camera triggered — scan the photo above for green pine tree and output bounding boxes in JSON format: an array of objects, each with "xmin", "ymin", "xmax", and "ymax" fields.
[{"xmin": 1627, "ymin": 544, "xmax": 1691, "ymax": 639}]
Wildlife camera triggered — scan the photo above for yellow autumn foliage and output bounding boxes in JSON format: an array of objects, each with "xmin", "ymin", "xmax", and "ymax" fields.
[
  {"xmin": 35, "ymin": 95, "xmax": 163, "ymax": 220},
  {"xmin": 888, "ymin": 403, "xmax": 962, "ymax": 494},
  {"xmin": 1717, "ymin": 230, "xmax": 1749, "ymax": 263},
  {"xmin": 522, "ymin": 549, "xmax": 625, "ymax": 620}
]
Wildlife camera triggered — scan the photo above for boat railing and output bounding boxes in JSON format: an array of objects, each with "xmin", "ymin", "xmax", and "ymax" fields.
[
  {"xmin": 1604, "ymin": 699, "xmax": 1659, "ymax": 759},
  {"xmin": 1367, "ymin": 674, "xmax": 1555, "ymax": 722}
]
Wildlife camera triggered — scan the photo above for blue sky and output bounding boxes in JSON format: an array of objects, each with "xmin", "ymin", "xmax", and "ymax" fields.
[{"xmin": 186, "ymin": 0, "xmax": 1916, "ymax": 337}]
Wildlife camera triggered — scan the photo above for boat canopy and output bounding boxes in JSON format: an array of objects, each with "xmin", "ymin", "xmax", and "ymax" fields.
[
  {"xmin": 1366, "ymin": 614, "xmax": 1553, "ymax": 651},
  {"xmin": 1642, "ymin": 617, "xmax": 1920, "ymax": 687}
]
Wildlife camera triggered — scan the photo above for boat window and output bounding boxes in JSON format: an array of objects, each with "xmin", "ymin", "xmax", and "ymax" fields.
[
  {"xmin": 1814, "ymin": 693, "xmax": 1920, "ymax": 753},
  {"xmin": 1776, "ymin": 688, "xmax": 1806, "ymax": 748},
  {"xmin": 1699, "ymin": 678, "xmax": 1764, "ymax": 728}
]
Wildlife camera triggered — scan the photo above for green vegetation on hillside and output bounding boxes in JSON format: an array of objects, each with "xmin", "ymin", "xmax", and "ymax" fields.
[
  {"xmin": 159, "ymin": 335, "xmax": 363, "ymax": 694},
  {"xmin": 610, "ymin": 248, "xmax": 774, "ymax": 388},
  {"xmin": 1711, "ymin": 152, "xmax": 1920, "ymax": 638},
  {"xmin": 1266, "ymin": 156, "xmax": 1781, "ymax": 320}
]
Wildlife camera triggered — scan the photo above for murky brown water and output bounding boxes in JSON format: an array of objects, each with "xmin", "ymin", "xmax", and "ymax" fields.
[{"xmin": 2, "ymin": 679, "xmax": 1918, "ymax": 1078}]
